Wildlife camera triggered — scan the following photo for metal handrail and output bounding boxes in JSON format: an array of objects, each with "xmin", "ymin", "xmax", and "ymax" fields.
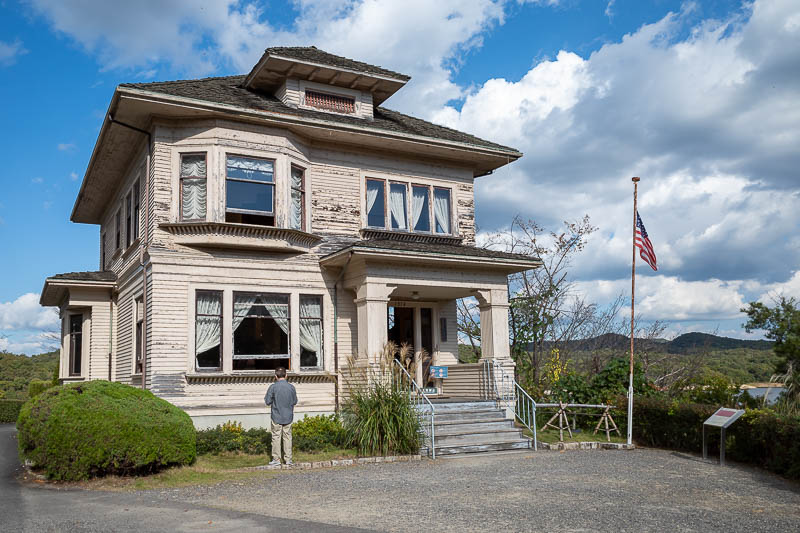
[
  {"xmin": 483, "ymin": 359, "xmax": 538, "ymax": 451},
  {"xmin": 393, "ymin": 360, "xmax": 436, "ymax": 459}
]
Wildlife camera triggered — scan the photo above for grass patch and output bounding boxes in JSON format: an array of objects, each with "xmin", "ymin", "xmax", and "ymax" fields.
[
  {"xmin": 527, "ymin": 428, "xmax": 628, "ymax": 445},
  {"xmin": 71, "ymin": 448, "xmax": 358, "ymax": 492}
]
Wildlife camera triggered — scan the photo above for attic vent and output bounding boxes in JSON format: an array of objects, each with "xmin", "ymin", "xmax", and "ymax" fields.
[{"xmin": 305, "ymin": 90, "xmax": 355, "ymax": 114}]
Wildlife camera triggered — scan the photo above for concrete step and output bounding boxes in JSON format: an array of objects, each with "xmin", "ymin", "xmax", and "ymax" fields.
[
  {"xmin": 434, "ymin": 420, "xmax": 515, "ymax": 433},
  {"xmin": 426, "ymin": 401, "xmax": 498, "ymax": 412},
  {"xmin": 432, "ymin": 416, "xmax": 509, "ymax": 427},
  {"xmin": 435, "ymin": 430, "xmax": 525, "ymax": 446},
  {"xmin": 433, "ymin": 409, "xmax": 505, "ymax": 422},
  {"xmin": 421, "ymin": 439, "xmax": 532, "ymax": 456}
]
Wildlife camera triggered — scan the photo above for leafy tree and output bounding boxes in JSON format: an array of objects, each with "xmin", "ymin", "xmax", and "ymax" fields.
[{"xmin": 742, "ymin": 296, "xmax": 800, "ymax": 372}]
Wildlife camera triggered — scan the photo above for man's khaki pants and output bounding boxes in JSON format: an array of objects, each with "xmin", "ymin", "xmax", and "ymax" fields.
[{"xmin": 271, "ymin": 421, "xmax": 292, "ymax": 463}]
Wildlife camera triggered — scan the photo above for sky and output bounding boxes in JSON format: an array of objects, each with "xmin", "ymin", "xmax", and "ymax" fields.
[{"xmin": 0, "ymin": 0, "xmax": 798, "ymax": 354}]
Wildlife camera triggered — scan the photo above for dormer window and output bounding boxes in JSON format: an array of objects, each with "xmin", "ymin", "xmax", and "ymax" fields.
[{"xmin": 305, "ymin": 90, "xmax": 355, "ymax": 114}]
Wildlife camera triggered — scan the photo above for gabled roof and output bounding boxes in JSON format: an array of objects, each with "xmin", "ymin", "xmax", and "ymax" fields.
[
  {"xmin": 119, "ymin": 75, "xmax": 519, "ymax": 155},
  {"xmin": 48, "ymin": 271, "xmax": 117, "ymax": 282},
  {"xmin": 40, "ymin": 271, "xmax": 117, "ymax": 307}
]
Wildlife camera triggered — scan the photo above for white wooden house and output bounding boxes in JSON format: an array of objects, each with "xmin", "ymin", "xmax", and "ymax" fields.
[{"xmin": 40, "ymin": 47, "xmax": 539, "ymax": 429}]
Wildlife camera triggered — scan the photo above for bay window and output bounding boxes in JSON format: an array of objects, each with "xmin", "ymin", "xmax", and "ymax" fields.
[
  {"xmin": 299, "ymin": 295, "xmax": 323, "ymax": 368},
  {"xmin": 433, "ymin": 188, "xmax": 452, "ymax": 234},
  {"xmin": 68, "ymin": 314, "xmax": 83, "ymax": 376},
  {"xmin": 389, "ymin": 183, "xmax": 408, "ymax": 230},
  {"xmin": 411, "ymin": 185, "xmax": 431, "ymax": 232},
  {"xmin": 233, "ymin": 292, "xmax": 289, "ymax": 370},
  {"xmin": 366, "ymin": 178, "xmax": 385, "ymax": 228},
  {"xmin": 290, "ymin": 166, "xmax": 305, "ymax": 230},
  {"xmin": 225, "ymin": 155, "xmax": 275, "ymax": 226},
  {"xmin": 195, "ymin": 291, "xmax": 222, "ymax": 370},
  {"xmin": 181, "ymin": 153, "xmax": 207, "ymax": 221}
]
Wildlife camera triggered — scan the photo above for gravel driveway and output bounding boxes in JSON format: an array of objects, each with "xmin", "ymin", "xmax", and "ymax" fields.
[{"xmin": 154, "ymin": 449, "xmax": 800, "ymax": 532}]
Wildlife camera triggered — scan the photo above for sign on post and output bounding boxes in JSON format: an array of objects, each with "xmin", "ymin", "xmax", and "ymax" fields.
[{"xmin": 703, "ymin": 408, "xmax": 745, "ymax": 466}]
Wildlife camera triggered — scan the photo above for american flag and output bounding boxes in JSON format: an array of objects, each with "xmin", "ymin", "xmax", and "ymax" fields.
[{"xmin": 635, "ymin": 212, "xmax": 657, "ymax": 271}]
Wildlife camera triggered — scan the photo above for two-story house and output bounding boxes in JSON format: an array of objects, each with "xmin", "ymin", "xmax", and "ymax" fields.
[{"xmin": 40, "ymin": 47, "xmax": 539, "ymax": 429}]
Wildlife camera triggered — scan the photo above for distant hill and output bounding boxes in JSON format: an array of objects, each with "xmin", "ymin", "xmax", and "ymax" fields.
[
  {"xmin": 0, "ymin": 350, "xmax": 58, "ymax": 400},
  {"xmin": 537, "ymin": 332, "xmax": 774, "ymax": 354}
]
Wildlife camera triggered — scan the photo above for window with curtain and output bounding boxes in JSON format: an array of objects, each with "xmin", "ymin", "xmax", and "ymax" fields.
[
  {"xmin": 69, "ymin": 314, "xmax": 82, "ymax": 376},
  {"xmin": 366, "ymin": 178, "xmax": 385, "ymax": 228},
  {"xmin": 433, "ymin": 188, "xmax": 452, "ymax": 234},
  {"xmin": 133, "ymin": 179, "xmax": 140, "ymax": 241},
  {"xmin": 232, "ymin": 292, "xmax": 289, "ymax": 370},
  {"xmin": 115, "ymin": 209, "xmax": 121, "ymax": 251},
  {"xmin": 389, "ymin": 182, "xmax": 408, "ymax": 230},
  {"xmin": 125, "ymin": 191, "xmax": 132, "ymax": 247},
  {"xmin": 299, "ymin": 295, "xmax": 323, "ymax": 368},
  {"xmin": 180, "ymin": 154, "xmax": 207, "ymax": 221},
  {"xmin": 225, "ymin": 155, "xmax": 275, "ymax": 226},
  {"xmin": 411, "ymin": 185, "xmax": 431, "ymax": 232},
  {"xmin": 290, "ymin": 166, "xmax": 305, "ymax": 231},
  {"xmin": 195, "ymin": 291, "xmax": 222, "ymax": 370}
]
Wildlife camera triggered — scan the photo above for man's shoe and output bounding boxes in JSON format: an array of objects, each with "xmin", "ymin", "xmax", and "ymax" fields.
[
  {"xmin": 285, "ymin": 460, "xmax": 293, "ymax": 466},
  {"xmin": 268, "ymin": 459, "xmax": 281, "ymax": 466}
]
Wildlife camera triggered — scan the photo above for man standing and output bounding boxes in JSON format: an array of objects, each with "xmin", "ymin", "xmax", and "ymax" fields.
[{"xmin": 264, "ymin": 367, "xmax": 297, "ymax": 466}]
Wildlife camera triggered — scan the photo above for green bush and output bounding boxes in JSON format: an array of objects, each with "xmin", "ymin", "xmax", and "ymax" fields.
[
  {"xmin": 195, "ymin": 421, "xmax": 271, "ymax": 456},
  {"xmin": 27, "ymin": 379, "xmax": 52, "ymax": 399},
  {"xmin": 293, "ymin": 414, "xmax": 347, "ymax": 451},
  {"xmin": 17, "ymin": 381, "xmax": 196, "ymax": 480},
  {"xmin": 0, "ymin": 399, "xmax": 24, "ymax": 423},
  {"xmin": 342, "ymin": 380, "xmax": 420, "ymax": 456},
  {"xmin": 630, "ymin": 395, "xmax": 800, "ymax": 480}
]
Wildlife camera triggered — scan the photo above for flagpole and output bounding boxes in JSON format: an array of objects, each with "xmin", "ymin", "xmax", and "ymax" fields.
[{"xmin": 628, "ymin": 177, "xmax": 640, "ymax": 446}]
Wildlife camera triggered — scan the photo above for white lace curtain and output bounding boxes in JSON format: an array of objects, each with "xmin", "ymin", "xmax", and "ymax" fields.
[
  {"xmin": 233, "ymin": 293, "xmax": 289, "ymax": 336},
  {"xmin": 411, "ymin": 186, "xmax": 428, "ymax": 231},
  {"xmin": 181, "ymin": 155, "xmax": 207, "ymax": 220},
  {"xmin": 366, "ymin": 180, "xmax": 380, "ymax": 218},
  {"xmin": 299, "ymin": 297, "xmax": 322, "ymax": 366},
  {"xmin": 195, "ymin": 292, "xmax": 221, "ymax": 361},
  {"xmin": 434, "ymin": 189, "xmax": 451, "ymax": 234},
  {"xmin": 389, "ymin": 184, "xmax": 407, "ymax": 230},
  {"xmin": 290, "ymin": 168, "xmax": 303, "ymax": 230}
]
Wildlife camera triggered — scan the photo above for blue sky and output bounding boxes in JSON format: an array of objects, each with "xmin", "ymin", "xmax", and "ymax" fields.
[{"xmin": 1, "ymin": 0, "xmax": 798, "ymax": 354}]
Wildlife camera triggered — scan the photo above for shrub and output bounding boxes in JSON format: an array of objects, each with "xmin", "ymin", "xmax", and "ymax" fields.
[
  {"xmin": 27, "ymin": 379, "xmax": 52, "ymax": 399},
  {"xmin": 195, "ymin": 423, "xmax": 271, "ymax": 456},
  {"xmin": 630, "ymin": 395, "xmax": 800, "ymax": 480},
  {"xmin": 0, "ymin": 399, "xmax": 24, "ymax": 423},
  {"xmin": 293, "ymin": 414, "xmax": 347, "ymax": 451},
  {"xmin": 17, "ymin": 381, "xmax": 196, "ymax": 480},
  {"xmin": 341, "ymin": 380, "xmax": 420, "ymax": 456}
]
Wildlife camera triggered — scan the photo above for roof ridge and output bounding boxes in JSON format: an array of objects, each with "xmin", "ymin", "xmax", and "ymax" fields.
[{"xmin": 121, "ymin": 74, "xmax": 245, "ymax": 88}]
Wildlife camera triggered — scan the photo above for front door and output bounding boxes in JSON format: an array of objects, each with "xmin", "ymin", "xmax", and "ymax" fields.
[{"xmin": 388, "ymin": 306, "xmax": 434, "ymax": 387}]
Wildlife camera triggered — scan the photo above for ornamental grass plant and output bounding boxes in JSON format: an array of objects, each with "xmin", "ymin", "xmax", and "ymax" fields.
[{"xmin": 340, "ymin": 343, "xmax": 421, "ymax": 456}]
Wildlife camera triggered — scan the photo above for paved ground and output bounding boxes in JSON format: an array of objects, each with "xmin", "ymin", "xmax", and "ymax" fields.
[{"xmin": 3, "ymin": 424, "xmax": 800, "ymax": 532}]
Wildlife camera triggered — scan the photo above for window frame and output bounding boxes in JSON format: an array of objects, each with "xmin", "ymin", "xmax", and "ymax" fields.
[
  {"xmin": 410, "ymin": 183, "xmax": 433, "ymax": 233},
  {"xmin": 231, "ymin": 291, "xmax": 291, "ymax": 368},
  {"xmin": 365, "ymin": 177, "xmax": 387, "ymax": 229},
  {"xmin": 68, "ymin": 313, "xmax": 83, "ymax": 377},
  {"xmin": 133, "ymin": 178, "xmax": 140, "ymax": 241},
  {"xmin": 432, "ymin": 186, "xmax": 453, "ymax": 235},
  {"xmin": 290, "ymin": 165, "xmax": 306, "ymax": 231},
  {"xmin": 180, "ymin": 152, "xmax": 208, "ymax": 222},
  {"xmin": 299, "ymin": 294, "xmax": 323, "ymax": 369},
  {"xmin": 388, "ymin": 181, "xmax": 410, "ymax": 231},
  {"xmin": 224, "ymin": 154, "xmax": 276, "ymax": 218},
  {"xmin": 194, "ymin": 290, "xmax": 223, "ymax": 372},
  {"xmin": 115, "ymin": 209, "xmax": 121, "ymax": 251},
  {"xmin": 125, "ymin": 191, "xmax": 133, "ymax": 247},
  {"xmin": 134, "ymin": 296, "xmax": 145, "ymax": 374}
]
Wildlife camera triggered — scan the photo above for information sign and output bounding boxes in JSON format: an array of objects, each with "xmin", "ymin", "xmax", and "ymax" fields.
[
  {"xmin": 703, "ymin": 408, "xmax": 745, "ymax": 429},
  {"xmin": 430, "ymin": 366, "xmax": 448, "ymax": 378},
  {"xmin": 702, "ymin": 407, "xmax": 745, "ymax": 466}
]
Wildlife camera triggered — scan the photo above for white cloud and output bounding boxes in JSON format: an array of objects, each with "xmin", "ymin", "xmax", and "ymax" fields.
[
  {"xmin": 0, "ymin": 293, "xmax": 59, "ymax": 332},
  {"xmin": 57, "ymin": 142, "xmax": 76, "ymax": 152},
  {"xmin": 0, "ymin": 39, "xmax": 27, "ymax": 66},
  {"xmin": 69, "ymin": 171, "xmax": 78, "ymax": 181},
  {"xmin": 31, "ymin": 177, "xmax": 43, "ymax": 184}
]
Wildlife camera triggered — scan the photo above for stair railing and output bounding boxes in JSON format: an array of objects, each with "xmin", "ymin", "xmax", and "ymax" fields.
[
  {"xmin": 483, "ymin": 359, "xmax": 538, "ymax": 451},
  {"xmin": 393, "ymin": 359, "xmax": 436, "ymax": 459}
]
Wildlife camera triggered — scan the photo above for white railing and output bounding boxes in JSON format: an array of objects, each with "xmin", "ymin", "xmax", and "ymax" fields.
[
  {"xmin": 483, "ymin": 359, "xmax": 538, "ymax": 451},
  {"xmin": 393, "ymin": 360, "xmax": 436, "ymax": 459}
]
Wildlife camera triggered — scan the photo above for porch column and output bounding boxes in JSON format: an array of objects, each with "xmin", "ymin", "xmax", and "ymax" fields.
[
  {"xmin": 354, "ymin": 282, "xmax": 395, "ymax": 363},
  {"xmin": 475, "ymin": 288, "xmax": 511, "ymax": 361}
]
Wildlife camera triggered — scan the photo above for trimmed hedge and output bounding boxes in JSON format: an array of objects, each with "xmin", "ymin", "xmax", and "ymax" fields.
[
  {"xmin": 0, "ymin": 399, "xmax": 24, "ymax": 423},
  {"xmin": 630, "ymin": 395, "xmax": 800, "ymax": 480},
  {"xmin": 17, "ymin": 381, "xmax": 196, "ymax": 480},
  {"xmin": 196, "ymin": 415, "xmax": 349, "ymax": 456}
]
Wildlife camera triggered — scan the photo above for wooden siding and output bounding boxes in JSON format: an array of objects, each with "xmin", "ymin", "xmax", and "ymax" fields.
[{"xmin": 440, "ymin": 363, "xmax": 486, "ymax": 399}]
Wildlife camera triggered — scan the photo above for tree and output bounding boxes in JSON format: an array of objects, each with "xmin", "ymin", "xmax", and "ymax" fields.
[{"xmin": 742, "ymin": 296, "xmax": 800, "ymax": 371}]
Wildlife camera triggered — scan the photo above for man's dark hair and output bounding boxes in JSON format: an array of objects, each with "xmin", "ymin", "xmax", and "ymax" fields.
[{"xmin": 275, "ymin": 367, "xmax": 287, "ymax": 379}]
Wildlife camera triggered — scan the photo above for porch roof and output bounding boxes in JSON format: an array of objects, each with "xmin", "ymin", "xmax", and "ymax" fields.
[
  {"xmin": 320, "ymin": 239, "xmax": 541, "ymax": 273},
  {"xmin": 40, "ymin": 271, "xmax": 117, "ymax": 307}
]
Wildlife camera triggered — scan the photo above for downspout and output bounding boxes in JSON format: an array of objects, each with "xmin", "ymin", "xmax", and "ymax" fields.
[
  {"xmin": 333, "ymin": 252, "xmax": 353, "ymax": 414},
  {"xmin": 107, "ymin": 114, "xmax": 152, "ymax": 390}
]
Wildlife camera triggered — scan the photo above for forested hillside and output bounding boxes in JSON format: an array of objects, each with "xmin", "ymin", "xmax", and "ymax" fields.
[{"xmin": 0, "ymin": 351, "xmax": 58, "ymax": 400}]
